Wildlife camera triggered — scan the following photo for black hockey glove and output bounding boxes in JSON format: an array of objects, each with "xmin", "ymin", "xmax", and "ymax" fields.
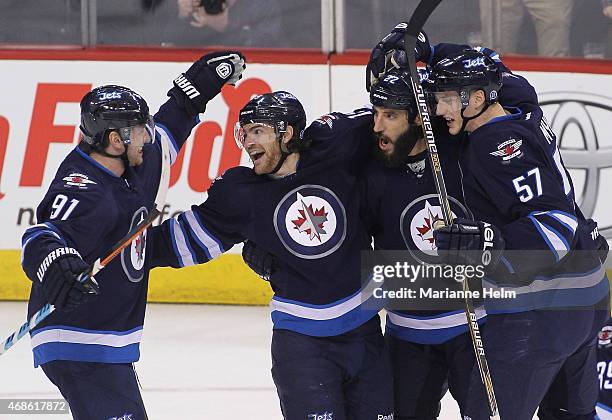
[
  {"xmin": 38, "ymin": 248, "xmax": 100, "ymax": 312},
  {"xmin": 434, "ymin": 219, "xmax": 505, "ymax": 271},
  {"xmin": 169, "ymin": 51, "xmax": 246, "ymax": 116},
  {"xmin": 366, "ymin": 22, "xmax": 431, "ymax": 91},
  {"xmin": 242, "ymin": 240, "xmax": 275, "ymax": 282}
]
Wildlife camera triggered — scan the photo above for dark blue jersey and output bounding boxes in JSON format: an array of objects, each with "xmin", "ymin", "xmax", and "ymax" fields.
[
  {"xmin": 597, "ymin": 318, "xmax": 612, "ymax": 418},
  {"xmin": 21, "ymin": 96, "xmax": 196, "ymax": 367},
  {"xmin": 431, "ymin": 43, "xmax": 609, "ymax": 313},
  {"xmin": 360, "ymin": 133, "xmax": 486, "ymax": 345},
  {"xmin": 151, "ymin": 108, "xmax": 381, "ymax": 337}
]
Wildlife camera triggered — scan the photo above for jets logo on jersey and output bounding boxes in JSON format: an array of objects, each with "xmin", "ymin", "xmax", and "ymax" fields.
[
  {"xmin": 315, "ymin": 114, "xmax": 337, "ymax": 129},
  {"xmin": 121, "ymin": 207, "xmax": 148, "ymax": 283},
  {"xmin": 400, "ymin": 194, "xmax": 470, "ymax": 263},
  {"xmin": 490, "ymin": 138, "xmax": 523, "ymax": 162},
  {"xmin": 62, "ymin": 173, "xmax": 97, "ymax": 189},
  {"xmin": 599, "ymin": 325, "xmax": 612, "ymax": 348},
  {"xmin": 274, "ymin": 185, "xmax": 346, "ymax": 259}
]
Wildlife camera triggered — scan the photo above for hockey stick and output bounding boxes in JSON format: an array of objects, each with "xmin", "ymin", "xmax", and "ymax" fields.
[
  {"xmin": 403, "ymin": 1, "xmax": 501, "ymax": 419},
  {"xmin": 0, "ymin": 132, "xmax": 171, "ymax": 356}
]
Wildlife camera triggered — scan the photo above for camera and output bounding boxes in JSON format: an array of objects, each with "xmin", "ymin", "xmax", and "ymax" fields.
[{"xmin": 199, "ymin": 0, "xmax": 226, "ymax": 15}]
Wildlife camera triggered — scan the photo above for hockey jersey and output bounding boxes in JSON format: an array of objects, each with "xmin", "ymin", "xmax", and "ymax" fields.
[
  {"xmin": 21, "ymin": 97, "xmax": 196, "ymax": 367},
  {"xmin": 597, "ymin": 318, "xmax": 612, "ymax": 419},
  {"xmin": 431, "ymin": 43, "xmax": 609, "ymax": 313},
  {"xmin": 360, "ymin": 125, "xmax": 487, "ymax": 344},
  {"xmin": 150, "ymin": 108, "xmax": 382, "ymax": 337}
]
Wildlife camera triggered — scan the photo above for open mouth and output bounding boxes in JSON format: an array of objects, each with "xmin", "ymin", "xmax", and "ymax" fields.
[
  {"xmin": 378, "ymin": 136, "xmax": 391, "ymax": 148},
  {"xmin": 250, "ymin": 152, "xmax": 264, "ymax": 163}
]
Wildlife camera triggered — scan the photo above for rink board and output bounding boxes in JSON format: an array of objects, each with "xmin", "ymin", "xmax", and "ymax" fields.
[{"xmin": 0, "ymin": 51, "xmax": 610, "ymax": 304}]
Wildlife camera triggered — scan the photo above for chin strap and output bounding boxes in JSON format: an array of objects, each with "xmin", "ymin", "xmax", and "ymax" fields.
[
  {"xmin": 267, "ymin": 131, "xmax": 293, "ymax": 175},
  {"xmin": 460, "ymin": 102, "xmax": 490, "ymax": 133}
]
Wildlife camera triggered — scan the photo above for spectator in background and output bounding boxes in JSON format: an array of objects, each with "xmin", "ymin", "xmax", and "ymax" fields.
[
  {"xmin": 176, "ymin": 0, "xmax": 282, "ymax": 47},
  {"xmin": 480, "ymin": 0, "xmax": 574, "ymax": 56}
]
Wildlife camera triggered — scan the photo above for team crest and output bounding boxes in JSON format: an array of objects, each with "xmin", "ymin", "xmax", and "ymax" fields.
[
  {"xmin": 400, "ymin": 194, "xmax": 470, "ymax": 263},
  {"xmin": 274, "ymin": 185, "xmax": 346, "ymax": 259},
  {"xmin": 599, "ymin": 325, "xmax": 612, "ymax": 348},
  {"xmin": 490, "ymin": 138, "xmax": 523, "ymax": 162},
  {"xmin": 121, "ymin": 207, "xmax": 148, "ymax": 283},
  {"xmin": 62, "ymin": 173, "xmax": 97, "ymax": 189}
]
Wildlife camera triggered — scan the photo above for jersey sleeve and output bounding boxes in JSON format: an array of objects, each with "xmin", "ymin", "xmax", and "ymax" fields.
[
  {"xmin": 21, "ymin": 175, "xmax": 108, "ymax": 282},
  {"xmin": 150, "ymin": 168, "xmax": 250, "ymax": 268},
  {"xmin": 306, "ymin": 107, "xmax": 373, "ymax": 163},
  {"xmin": 473, "ymin": 131, "xmax": 577, "ymax": 271},
  {"xmin": 153, "ymin": 96, "xmax": 201, "ymax": 166}
]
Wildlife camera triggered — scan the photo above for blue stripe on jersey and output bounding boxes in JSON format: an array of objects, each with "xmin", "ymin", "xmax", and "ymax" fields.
[
  {"xmin": 30, "ymin": 325, "xmax": 143, "ymax": 366},
  {"xmin": 531, "ymin": 210, "xmax": 577, "ymax": 234},
  {"xmin": 270, "ymin": 276, "xmax": 384, "ymax": 336},
  {"xmin": 500, "ymin": 256, "xmax": 515, "ymax": 273},
  {"xmin": 22, "ymin": 222, "xmax": 64, "ymax": 247},
  {"xmin": 385, "ymin": 310, "xmax": 487, "ymax": 345},
  {"xmin": 183, "ymin": 210, "xmax": 224, "ymax": 259},
  {"xmin": 155, "ymin": 122, "xmax": 180, "ymax": 164},
  {"xmin": 32, "ymin": 342, "xmax": 140, "ymax": 366},
  {"xmin": 528, "ymin": 215, "xmax": 570, "ymax": 261},
  {"xmin": 484, "ymin": 107, "xmax": 522, "ymax": 126},
  {"xmin": 484, "ymin": 269, "xmax": 609, "ymax": 313},
  {"xmin": 169, "ymin": 218, "xmax": 196, "ymax": 267}
]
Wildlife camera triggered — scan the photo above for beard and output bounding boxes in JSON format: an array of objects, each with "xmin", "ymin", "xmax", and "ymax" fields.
[{"xmin": 371, "ymin": 128, "xmax": 420, "ymax": 168}]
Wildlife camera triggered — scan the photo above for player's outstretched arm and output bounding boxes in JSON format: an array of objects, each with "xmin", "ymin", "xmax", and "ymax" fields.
[
  {"xmin": 153, "ymin": 51, "xmax": 247, "ymax": 164},
  {"xmin": 149, "ymin": 168, "xmax": 249, "ymax": 269}
]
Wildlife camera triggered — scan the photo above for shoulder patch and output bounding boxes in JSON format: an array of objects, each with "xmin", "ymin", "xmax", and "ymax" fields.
[
  {"xmin": 489, "ymin": 138, "xmax": 523, "ymax": 163},
  {"xmin": 62, "ymin": 173, "xmax": 97, "ymax": 189},
  {"xmin": 314, "ymin": 114, "xmax": 338, "ymax": 129}
]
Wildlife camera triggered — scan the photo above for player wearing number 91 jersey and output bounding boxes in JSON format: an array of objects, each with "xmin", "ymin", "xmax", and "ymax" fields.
[{"xmin": 425, "ymin": 43, "xmax": 610, "ymax": 419}]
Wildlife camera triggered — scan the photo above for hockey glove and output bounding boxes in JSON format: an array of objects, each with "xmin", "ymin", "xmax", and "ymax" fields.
[
  {"xmin": 169, "ymin": 51, "xmax": 246, "ymax": 116},
  {"xmin": 38, "ymin": 249, "xmax": 100, "ymax": 312},
  {"xmin": 434, "ymin": 219, "xmax": 505, "ymax": 271},
  {"xmin": 242, "ymin": 240, "xmax": 275, "ymax": 282},
  {"xmin": 366, "ymin": 22, "xmax": 431, "ymax": 91}
]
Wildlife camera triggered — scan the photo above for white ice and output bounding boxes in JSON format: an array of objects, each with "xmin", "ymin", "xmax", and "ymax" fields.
[{"xmin": 1, "ymin": 301, "xmax": 483, "ymax": 419}]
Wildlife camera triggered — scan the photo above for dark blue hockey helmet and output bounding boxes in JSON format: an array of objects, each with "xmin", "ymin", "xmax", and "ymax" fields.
[
  {"xmin": 80, "ymin": 85, "xmax": 154, "ymax": 149},
  {"xmin": 428, "ymin": 49, "xmax": 502, "ymax": 107},
  {"xmin": 235, "ymin": 91, "xmax": 308, "ymax": 153},
  {"xmin": 369, "ymin": 69, "xmax": 418, "ymax": 122}
]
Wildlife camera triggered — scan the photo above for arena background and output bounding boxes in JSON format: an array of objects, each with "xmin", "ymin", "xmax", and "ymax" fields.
[{"xmin": 0, "ymin": 0, "xmax": 611, "ymax": 305}]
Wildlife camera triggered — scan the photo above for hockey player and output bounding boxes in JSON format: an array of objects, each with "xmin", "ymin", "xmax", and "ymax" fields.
[
  {"xmin": 426, "ymin": 46, "xmax": 610, "ymax": 419},
  {"xmin": 20, "ymin": 51, "xmax": 245, "ymax": 419},
  {"xmin": 362, "ymin": 69, "xmax": 484, "ymax": 419},
  {"xmin": 367, "ymin": 24, "xmax": 610, "ymax": 419},
  {"xmin": 597, "ymin": 318, "xmax": 612, "ymax": 419},
  {"xmin": 150, "ymin": 91, "xmax": 395, "ymax": 419}
]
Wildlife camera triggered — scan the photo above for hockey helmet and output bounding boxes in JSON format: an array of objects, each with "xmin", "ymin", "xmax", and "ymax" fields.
[
  {"xmin": 235, "ymin": 91, "xmax": 308, "ymax": 153},
  {"xmin": 428, "ymin": 49, "xmax": 502, "ymax": 108},
  {"xmin": 80, "ymin": 85, "xmax": 155, "ymax": 149},
  {"xmin": 369, "ymin": 69, "xmax": 418, "ymax": 122}
]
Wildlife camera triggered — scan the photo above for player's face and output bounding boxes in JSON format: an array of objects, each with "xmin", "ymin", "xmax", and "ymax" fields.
[
  {"xmin": 126, "ymin": 124, "xmax": 152, "ymax": 167},
  {"xmin": 239, "ymin": 123, "xmax": 282, "ymax": 175},
  {"xmin": 372, "ymin": 106, "xmax": 410, "ymax": 155},
  {"xmin": 434, "ymin": 91, "xmax": 464, "ymax": 135}
]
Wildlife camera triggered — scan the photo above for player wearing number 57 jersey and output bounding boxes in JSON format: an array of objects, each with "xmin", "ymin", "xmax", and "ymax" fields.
[
  {"xmin": 426, "ymin": 44, "xmax": 610, "ymax": 419},
  {"xmin": 19, "ymin": 52, "xmax": 246, "ymax": 419},
  {"xmin": 150, "ymin": 91, "xmax": 394, "ymax": 420},
  {"xmin": 597, "ymin": 319, "xmax": 612, "ymax": 419}
]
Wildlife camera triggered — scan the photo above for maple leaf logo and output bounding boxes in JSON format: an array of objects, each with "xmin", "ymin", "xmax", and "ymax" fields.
[
  {"xmin": 291, "ymin": 193, "xmax": 328, "ymax": 242},
  {"xmin": 415, "ymin": 201, "xmax": 443, "ymax": 246}
]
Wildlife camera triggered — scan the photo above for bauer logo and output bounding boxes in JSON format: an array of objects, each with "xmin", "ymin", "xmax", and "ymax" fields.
[
  {"xmin": 539, "ymin": 92, "xmax": 612, "ymax": 239},
  {"xmin": 274, "ymin": 185, "xmax": 346, "ymax": 259}
]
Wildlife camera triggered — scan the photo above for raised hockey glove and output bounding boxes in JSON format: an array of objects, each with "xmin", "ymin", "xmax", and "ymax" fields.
[
  {"xmin": 434, "ymin": 219, "xmax": 505, "ymax": 270},
  {"xmin": 242, "ymin": 240, "xmax": 275, "ymax": 281},
  {"xmin": 169, "ymin": 51, "xmax": 246, "ymax": 116},
  {"xmin": 38, "ymin": 248, "xmax": 100, "ymax": 312},
  {"xmin": 366, "ymin": 22, "xmax": 431, "ymax": 91}
]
